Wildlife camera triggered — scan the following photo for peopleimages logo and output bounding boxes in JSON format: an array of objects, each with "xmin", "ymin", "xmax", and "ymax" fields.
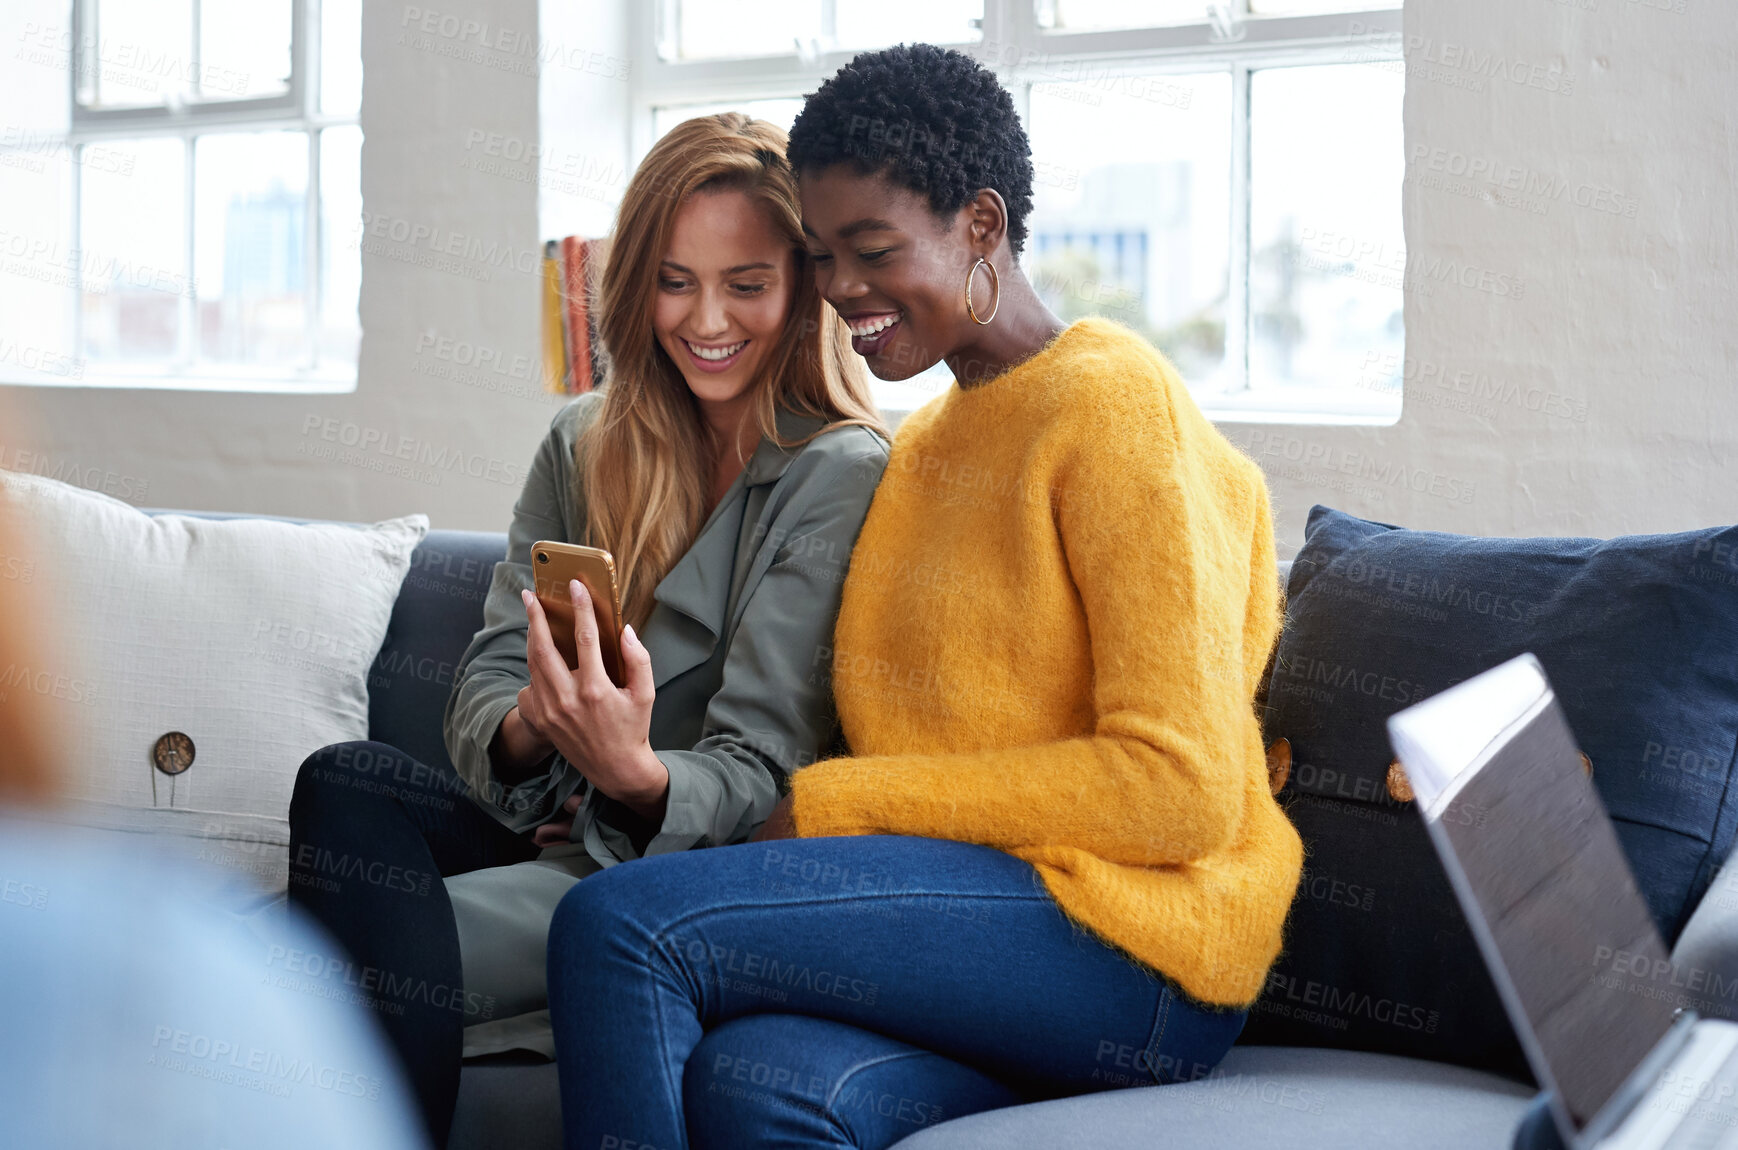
[
  {"xmin": 0, "ymin": 444, "xmax": 149, "ymax": 502},
  {"xmin": 1408, "ymin": 146, "xmax": 1640, "ymax": 218},
  {"xmin": 148, "ymin": 1025, "xmax": 386, "ymax": 1099},
  {"xmin": 1319, "ymin": 554, "xmax": 1540, "ymax": 623},
  {"xmin": 354, "ymin": 211, "xmax": 543, "ymax": 278},
  {"xmin": 665, "ymin": 932, "xmax": 881, "ymax": 1007},
  {"xmin": 0, "ymin": 661, "xmax": 98, "ymax": 705},
  {"xmin": 1238, "ymin": 430, "xmax": 1479, "ymax": 505},
  {"xmin": 397, "ymin": 5, "xmax": 631, "ymax": 79},
  {"xmin": 297, "ymin": 415, "xmax": 526, "ymax": 489},
  {"xmin": 1357, "ymin": 351, "xmax": 1590, "ymax": 424},
  {"xmin": 1262, "ymin": 972, "xmax": 1440, "ymax": 1034},
  {"xmin": 16, "ymin": 23, "xmax": 252, "ymax": 96},
  {"xmin": 1270, "ymin": 652, "xmax": 1427, "ymax": 707},
  {"xmin": 1347, "ymin": 24, "xmax": 1578, "ymax": 97},
  {"xmin": 0, "ymin": 229, "xmax": 200, "ymax": 297}
]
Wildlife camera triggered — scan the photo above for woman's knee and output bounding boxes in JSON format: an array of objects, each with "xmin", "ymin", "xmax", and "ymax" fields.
[
  {"xmin": 547, "ymin": 860, "xmax": 695, "ymax": 1006},
  {"xmin": 684, "ymin": 1020, "xmax": 820, "ymax": 1150},
  {"xmin": 290, "ymin": 740, "xmax": 375, "ymax": 823},
  {"xmin": 549, "ymin": 864, "xmax": 638, "ymax": 968},
  {"xmin": 684, "ymin": 1016, "xmax": 1014, "ymax": 1150},
  {"xmin": 289, "ymin": 740, "xmax": 456, "ymax": 824}
]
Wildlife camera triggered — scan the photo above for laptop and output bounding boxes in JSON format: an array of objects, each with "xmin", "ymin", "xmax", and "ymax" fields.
[{"xmin": 1387, "ymin": 653, "xmax": 1738, "ymax": 1149}]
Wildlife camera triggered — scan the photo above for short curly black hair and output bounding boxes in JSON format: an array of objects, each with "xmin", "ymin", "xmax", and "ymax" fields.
[{"xmin": 788, "ymin": 43, "xmax": 1035, "ymax": 254}]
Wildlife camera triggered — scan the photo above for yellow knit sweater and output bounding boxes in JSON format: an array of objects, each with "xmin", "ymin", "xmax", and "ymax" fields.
[{"xmin": 790, "ymin": 318, "xmax": 1303, "ymax": 1008}]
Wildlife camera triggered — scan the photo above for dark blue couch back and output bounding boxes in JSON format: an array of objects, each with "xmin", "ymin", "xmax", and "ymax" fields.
[{"xmin": 367, "ymin": 530, "xmax": 507, "ymax": 773}]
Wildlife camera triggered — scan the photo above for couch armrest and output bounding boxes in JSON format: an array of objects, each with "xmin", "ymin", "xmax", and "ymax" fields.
[{"xmin": 1670, "ymin": 850, "xmax": 1738, "ymax": 1022}]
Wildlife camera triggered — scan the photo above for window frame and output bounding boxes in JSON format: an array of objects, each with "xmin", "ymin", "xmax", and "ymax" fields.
[
  {"xmin": 46, "ymin": 0, "xmax": 359, "ymax": 393},
  {"xmin": 630, "ymin": 0, "xmax": 1405, "ymax": 423}
]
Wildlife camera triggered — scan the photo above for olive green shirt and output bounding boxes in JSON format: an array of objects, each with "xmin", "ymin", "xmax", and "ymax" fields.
[{"xmin": 441, "ymin": 392, "xmax": 888, "ymax": 865}]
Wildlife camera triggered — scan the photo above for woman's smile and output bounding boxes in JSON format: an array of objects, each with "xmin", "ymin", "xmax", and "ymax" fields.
[
  {"xmin": 841, "ymin": 311, "xmax": 902, "ymax": 358},
  {"xmin": 679, "ymin": 337, "xmax": 750, "ymax": 373}
]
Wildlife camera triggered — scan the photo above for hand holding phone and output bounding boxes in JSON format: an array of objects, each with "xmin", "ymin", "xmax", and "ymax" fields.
[
  {"xmin": 516, "ymin": 547, "xmax": 667, "ymax": 822},
  {"xmin": 530, "ymin": 540, "xmax": 625, "ymax": 686}
]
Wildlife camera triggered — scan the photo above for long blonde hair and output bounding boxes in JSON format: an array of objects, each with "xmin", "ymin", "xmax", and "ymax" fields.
[{"xmin": 578, "ymin": 113, "xmax": 884, "ymax": 629}]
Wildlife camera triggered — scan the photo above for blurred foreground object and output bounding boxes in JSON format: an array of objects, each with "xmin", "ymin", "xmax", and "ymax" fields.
[
  {"xmin": 0, "ymin": 483, "xmax": 58, "ymax": 803},
  {"xmin": 0, "ymin": 455, "xmax": 428, "ymax": 1150},
  {"xmin": 0, "ymin": 819, "xmax": 429, "ymax": 1150}
]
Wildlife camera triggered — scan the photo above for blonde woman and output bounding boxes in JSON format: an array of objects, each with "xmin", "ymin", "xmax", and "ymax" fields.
[{"xmin": 287, "ymin": 113, "xmax": 889, "ymax": 1147}]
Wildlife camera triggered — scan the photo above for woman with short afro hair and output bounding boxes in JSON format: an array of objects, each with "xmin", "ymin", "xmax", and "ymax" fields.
[{"xmin": 547, "ymin": 44, "xmax": 1303, "ymax": 1150}]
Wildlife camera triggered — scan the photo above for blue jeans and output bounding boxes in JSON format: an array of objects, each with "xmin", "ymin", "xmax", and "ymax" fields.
[{"xmin": 547, "ymin": 835, "xmax": 1248, "ymax": 1150}]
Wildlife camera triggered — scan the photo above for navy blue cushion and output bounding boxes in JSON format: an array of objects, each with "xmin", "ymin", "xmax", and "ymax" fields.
[
  {"xmin": 1245, "ymin": 506, "xmax": 1738, "ymax": 1079},
  {"xmin": 367, "ymin": 530, "xmax": 506, "ymax": 774}
]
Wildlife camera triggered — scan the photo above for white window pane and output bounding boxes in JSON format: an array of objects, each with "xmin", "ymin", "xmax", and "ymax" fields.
[
  {"xmin": 1040, "ymin": 0, "xmax": 1207, "ymax": 31},
  {"xmin": 0, "ymin": 136, "xmax": 79, "ymax": 382},
  {"xmin": 194, "ymin": 132, "xmax": 309, "ymax": 365},
  {"xmin": 80, "ymin": 139, "xmax": 186, "ymax": 362},
  {"xmin": 9, "ymin": 4, "xmax": 73, "ymax": 136},
  {"xmin": 1026, "ymin": 73, "xmax": 1233, "ymax": 394},
  {"xmin": 1249, "ymin": 63, "xmax": 1403, "ymax": 413},
  {"xmin": 198, "ymin": 0, "xmax": 292, "ymax": 100},
  {"xmin": 666, "ymin": 0, "xmax": 982, "ymax": 61},
  {"xmin": 1251, "ymin": 0, "xmax": 1382, "ymax": 14},
  {"xmin": 319, "ymin": 126, "xmax": 363, "ymax": 370},
  {"xmin": 652, "ymin": 99, "xmax": 805, "ymax": 140},
  {"xmin": 833, "ymin": 0, "xmax": 982, "ymax": 50},
  {"xmin": 668, "ymin": 0, "xmax": 817, "ymax": 61},
  {"xmin": 82, "ymin": 0, "xmax": 192, "ymax": 109},
  {"xmin": 321, "ymin": 0, "xmax": 364, "ymax": 115},
  {"xmin": 80, "ymin": 139, "xmax": 187, "ymax": 362}
]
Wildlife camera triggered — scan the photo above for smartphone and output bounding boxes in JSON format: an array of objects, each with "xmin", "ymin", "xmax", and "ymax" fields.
[{"xmin": 529, "ymin": 540, "xmax": 626, "ymax": 685}]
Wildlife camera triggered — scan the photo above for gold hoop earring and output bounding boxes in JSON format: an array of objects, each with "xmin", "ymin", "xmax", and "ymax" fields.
[{"xmin": 965, "ymin": 257, "xmax": 1000, "ymax": 326}]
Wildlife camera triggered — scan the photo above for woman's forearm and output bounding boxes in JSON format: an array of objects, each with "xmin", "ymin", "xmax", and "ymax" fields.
[{"xmin": 489, "ymin": 706, "xmax": 558, "ymax": 786}]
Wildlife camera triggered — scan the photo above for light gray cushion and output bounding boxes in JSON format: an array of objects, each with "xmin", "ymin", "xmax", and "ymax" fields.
[
  {"xmin": 891, "ymin": 1047, "xmax": 1534, "ymax": 1150},
  {"xmin": 1, "ymin": 471, "xmax": 426, "ymax": 894},
  {"xmin": 445, "ymin": 1046, "xmax": 1533, "ymax": 1150}
]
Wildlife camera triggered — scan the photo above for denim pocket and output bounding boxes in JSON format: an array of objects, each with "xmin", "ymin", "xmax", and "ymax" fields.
[
  {"xmin": 1139, "ymin": 981, "xmax": 1249, "ymax": 1086},
  {"xmin": 1137, "ymin": 984, "xmax": 1176, "ymax": 1086}
]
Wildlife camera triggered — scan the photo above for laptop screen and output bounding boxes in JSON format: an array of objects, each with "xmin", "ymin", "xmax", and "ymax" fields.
[{"xmin": 1389, "ymin": 655, "xmax": 1676, "ymax": 1132}]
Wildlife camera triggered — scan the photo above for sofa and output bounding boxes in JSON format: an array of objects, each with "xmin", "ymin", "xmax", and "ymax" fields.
[{"xmin": 198, "ymin": 517, "xmax": 1738, "ymax": 1150}]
